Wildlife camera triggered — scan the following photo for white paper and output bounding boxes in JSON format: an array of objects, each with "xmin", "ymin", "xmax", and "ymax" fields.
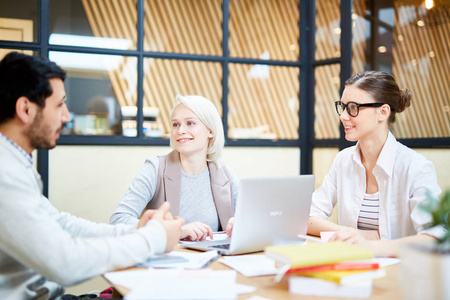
[
  {"xmin": 137, "ymin": 250, "xmax": 219, "ymax": 269},
  {"xmin": 220, "ymin": 255, "xmax": 279, "ymax": 277},
  {"xmin": 235, "ymin": 283, "xmax": 257, "ymax": 294},
  {"xmin": 246, "ymin": 296, "xmax": 272, "ymax": 300},
  {"xmin": 320, "ymin": 231, "xmax": 336, "ymax": 242},
  {"xmin": 104, "ymin": 269, "xmax": 151, "ymax": 290},
  {"xmin": 289, "ymin": 276, "xmax": 373, "ymax": 298},
  {"xmin": 179, "ymin": 232, "xmax": 230, "ymax": 244},
  {"xmin": 370, "ymin": 257, "xmax": 401, "ymax": 267},
  {"xmin": 118, "ymin": 269, "xmax": 237, "ymax": 300}
]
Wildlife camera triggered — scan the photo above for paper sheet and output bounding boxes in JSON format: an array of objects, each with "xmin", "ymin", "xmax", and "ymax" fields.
[
  {"xmin": 105, "ymin": 269, "xmax": 238, "ymax": 300},
  {"xmin": 137, "ymin": 250, "xmax": 219, "ymax": 269},
  {"xmin": 178, "ymin": 232, "xmax": 229, "ymax": 245},
  {"xmin": 220, "ymin": 255, "xmax": 279, "ymax": 277},
  {"xmin": 289, "ymin": 276, "xmax": 373, "ymax": 298},
  {"xmin": 320, "ymin": 231, "xmax": 336, "ymax": 242}
]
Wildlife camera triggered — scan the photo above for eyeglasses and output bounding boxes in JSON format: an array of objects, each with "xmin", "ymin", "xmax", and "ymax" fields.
[{"xmin": 334, "ymin": 101, "xmax": 386, "ymax": 117}]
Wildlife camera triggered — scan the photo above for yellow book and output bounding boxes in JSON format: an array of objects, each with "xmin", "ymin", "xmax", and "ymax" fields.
[
  {"xmin": 301, "ymin": 268, "xmax": 386, "ymax": 285},
  {"xmin": 265, "ymin": 241, "xmax": 374, "ymax": 268}
]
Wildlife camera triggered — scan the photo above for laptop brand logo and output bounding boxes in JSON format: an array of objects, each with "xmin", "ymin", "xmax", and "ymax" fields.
[{"xmin": 270, "ymin": 210, "xmax": 283, "ymax": 216}]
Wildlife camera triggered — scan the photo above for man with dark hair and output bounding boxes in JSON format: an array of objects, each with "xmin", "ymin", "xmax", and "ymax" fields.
[{"xmin": 0, "ymin": 52, "xmax": 184, "ymax": 300}]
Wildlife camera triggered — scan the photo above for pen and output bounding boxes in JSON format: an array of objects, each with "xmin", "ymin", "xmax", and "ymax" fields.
[
  {"xmin": 274, "ymin": 264, "xmax": 291, "ymax": 283},
  {"xmin": 201, "ymin": 253, "xmax": 222, "ymax": 268},
  {"xmin": 297, "ymin": 234, "xmax": 326, "ymax": 244}
]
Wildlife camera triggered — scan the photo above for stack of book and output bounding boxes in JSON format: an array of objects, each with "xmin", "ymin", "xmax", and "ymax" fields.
[{"xmin": 265, "ymin": 241, "xmax": 386, "ymax": 298}]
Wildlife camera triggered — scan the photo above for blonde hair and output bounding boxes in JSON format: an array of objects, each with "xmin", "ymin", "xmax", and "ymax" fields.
[{"xmin": 170, "ymin": 94, "xmax": 225, "ymax": 164}]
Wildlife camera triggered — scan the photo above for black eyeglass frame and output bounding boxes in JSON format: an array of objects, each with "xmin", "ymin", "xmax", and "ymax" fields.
[{"xmin": 334, "ymin": 101, "xmax": 387, "ymax": 117}]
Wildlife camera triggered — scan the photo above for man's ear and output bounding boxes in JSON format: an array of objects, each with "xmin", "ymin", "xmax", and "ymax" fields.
[
  {"xmin": 15, "ymin": 97, "xmax": 38, "ymax": 124},
  {"xmin": 378, "ymin": 104, "xmax": 390, "ymax": 122}
]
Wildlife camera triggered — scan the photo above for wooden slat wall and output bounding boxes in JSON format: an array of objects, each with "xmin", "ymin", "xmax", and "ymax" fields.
[
  {"xmin": 352, "ymin": 0, "xmax": 449, "ymax": 138},
  {"xmin": 81, "ymin": 0, "xmax": 137, "ymax": 110},
  {"xmin": 314, "ymin": 65, "xmax": 341, "ymax": 139},
  {"xmin": 82, "ymin": 0, "xmax": 300, "ymax": 139},
  {"xmin": 315, "ymin": 0, "xmax": 341, "ymax": 60},
  {"xmin": 228, "ymin": 0, "xmax": 300, "ymax": 139},
  {"xmin": 81, "ymin": 0, "xmax": 448, "ymax": 139},
  {"xmin": 315, "ymin": 0, "xmax": 341, "ymax": 139},
  {"xmin": 392, "ymin": 3, "xmax": 450, "ymax": 138}
]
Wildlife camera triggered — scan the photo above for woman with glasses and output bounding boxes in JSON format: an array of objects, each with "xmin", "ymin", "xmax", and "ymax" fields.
[
  {"xmin": 110, "ymin": 95, "xmax": 238, "ymax": 241},
  {"xmin": 308, "ymin": 71, "xmax": 443, "ymax": 257}
]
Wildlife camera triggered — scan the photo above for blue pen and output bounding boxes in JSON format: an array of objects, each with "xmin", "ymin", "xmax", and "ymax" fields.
[{"xmin": 201, "ymin": 253, "xmax": 222, "ymax": 268}]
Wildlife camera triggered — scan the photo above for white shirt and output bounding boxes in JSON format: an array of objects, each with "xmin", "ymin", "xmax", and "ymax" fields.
[
  {"xmin": 0, "ymin": 134, "xmax": 167, "ymax": 300},
  {"xmin": 310, "ymin": 132, "xmax": 444, "ymax": 240}
]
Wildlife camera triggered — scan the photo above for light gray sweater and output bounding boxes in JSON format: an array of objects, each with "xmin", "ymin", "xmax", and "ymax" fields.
[
  {"xmin": 0, "ymin": 134, "xmax": 167, "ymax": 300},
  {"xmin": 110, "ymin": 156, "xmax": 239, "ymax": 231}
]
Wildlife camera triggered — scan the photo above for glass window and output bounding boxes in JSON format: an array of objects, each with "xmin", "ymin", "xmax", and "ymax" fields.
[
  {"xmin": 352, "ymin": 0, "xmax": 450, "ymax": 138},
  {"xmin": 352, "ymin": 0, "xmax": 371, "ymax": 74},
  {"xmin": 50, "ymin": 0, "xmax": 137, "ymax": 50},
  {"xmin": 229, "ymin": 0, "xmax": 299, "ymax": 61},
  {"xmin": 0, "ymin": 49, "xmax": 36, "ymax": 60},
  {"xmin": 314, "ymin": 65, "xmax": 340, "ymax": 139},
  {"xmin": 0, "ymin": 0, "xmax": 38, "ymax": 43},
  {"xmin": 143, "ymin": 58, "xmax": 223, "ymax": 138},
  {"xmin": 315, "ymin": 0, "xmax": 341, "ymax": 60},
  {"xmin": 144, "ymin": 0, "xmax": 222, "ymax": 55},
  {"xmin": 228, "ymin": 63, "xmax": 299, "ymax": 140},
  {"xmin": 50, "ymin": 51, "xmax": 137, "ymax": 136}
]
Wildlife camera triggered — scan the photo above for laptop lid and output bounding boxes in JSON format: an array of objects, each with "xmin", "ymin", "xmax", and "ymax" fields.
[{"xmin": 182, "ymin": 175, "xmax": 314, "ymax": 255}]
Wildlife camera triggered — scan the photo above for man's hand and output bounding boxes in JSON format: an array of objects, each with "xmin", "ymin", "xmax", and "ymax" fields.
[
  {"xmin": 180, "ymin": 222, "xmax": 213, "ymax": 241},
  {"xmin": 145, "ymin": 202, "xmax": 185, "ymax": 252},
  {"xmin": 225, "ymin": 217, "xmax": 234, "ymax": 237},
  {"xmin": 138, "ymin": 209, "xmax": 159, "ymax": 229}
]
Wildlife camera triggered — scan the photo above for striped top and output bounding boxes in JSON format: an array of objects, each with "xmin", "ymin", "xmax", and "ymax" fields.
[{"xmin": 357, "ymin": 192, "xmax": 380, "ymax": 231}]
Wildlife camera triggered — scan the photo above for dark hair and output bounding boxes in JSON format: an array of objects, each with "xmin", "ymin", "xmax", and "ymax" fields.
[
  {"xmin": 345, "ymin": 71, "xmax": 412, "ymax": 124},
  {"xmin": 0, "ymin": 52, "xmax": 66, "ymax": 123}
]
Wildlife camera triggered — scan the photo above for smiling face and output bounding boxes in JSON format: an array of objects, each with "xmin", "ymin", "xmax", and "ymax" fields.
[
  {"xmin": 339, "ymin": 85, "xmax": 387, "ymax": 143},
  {"xmin": 170, "ymin": 104, "xmax": 213, "ymax": 158},
  {"xmin": 27, "ymin": 78, "xmax": 70, "ymax": 150}
]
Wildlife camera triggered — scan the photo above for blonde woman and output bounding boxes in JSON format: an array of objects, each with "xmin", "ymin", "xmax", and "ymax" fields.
[{"xmin": 111, "ymin": 95, "xmax": 238, "ymax": 241}]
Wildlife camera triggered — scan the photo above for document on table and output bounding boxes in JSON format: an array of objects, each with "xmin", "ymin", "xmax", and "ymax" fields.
[
  {"xmin": 178, "ymin": 232, "xmax": 229, "ymax": 245},
  {"xmin": 289, "ymin": 276, "xmax": 373, "ymax": 298},
  {"xmin": 105, "ymin": 268, "xmax": 239, "ymax": 299},
  {"xmin": 136, "ymin": 250, "xmax": 220, "ymax": 269},
  {"xmin": 220, "ymin": 254, "xmax": 279, "ymax": 277}
]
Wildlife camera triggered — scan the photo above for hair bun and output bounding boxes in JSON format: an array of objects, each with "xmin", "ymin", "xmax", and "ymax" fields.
[{"xmin": 397, "ymin": 88, "xmax": 412, "ymax": 113}]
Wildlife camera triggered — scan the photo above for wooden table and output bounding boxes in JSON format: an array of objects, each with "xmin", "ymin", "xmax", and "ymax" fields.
[{"xmin": 106, "ymin": 248, "xmax": 403, "ymax": 299}]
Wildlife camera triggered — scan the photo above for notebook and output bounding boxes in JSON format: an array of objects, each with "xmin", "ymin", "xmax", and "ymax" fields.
[{"xmin": 181, "ymin": 175, "xmax": 314, "ymax": 255}]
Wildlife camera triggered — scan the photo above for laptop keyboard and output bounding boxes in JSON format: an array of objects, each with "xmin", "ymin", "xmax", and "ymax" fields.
[{"xmin": 210, "ymin": 243, "xmax": 230, "ymax": 250}]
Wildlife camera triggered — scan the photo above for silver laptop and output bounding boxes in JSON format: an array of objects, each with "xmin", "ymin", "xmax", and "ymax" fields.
[{"xmin": 181, "ymin": 175, "xmax": 314, "ymax": 255}]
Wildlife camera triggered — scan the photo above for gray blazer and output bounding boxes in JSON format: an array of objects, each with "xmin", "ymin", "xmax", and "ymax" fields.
[{"xmin": 144, "ymin": 150, "xmax": 234, "ymax": 230}]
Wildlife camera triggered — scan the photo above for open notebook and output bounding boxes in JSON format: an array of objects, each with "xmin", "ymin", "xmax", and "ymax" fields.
[{"xmin": 181, "ymin": 175, "xmax": 314, "ymax": 255}]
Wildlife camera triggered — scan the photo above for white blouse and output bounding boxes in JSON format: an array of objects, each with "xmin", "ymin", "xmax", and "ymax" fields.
[{"xmin": 310, "ymin": 132, "xmax": 444, "ymax": 240}]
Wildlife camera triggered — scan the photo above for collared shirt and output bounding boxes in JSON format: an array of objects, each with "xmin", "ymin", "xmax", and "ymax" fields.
[
  {"xmin": 0, "ymin": 133, "xmax": 167, "ymax": 300},
  {"xmin": 310, "ymin": 131, "xmax": 444, "ymax": 240},
  {"xmin": 0, "ymin": 132, "xmax": 32, "ymax": 165}
]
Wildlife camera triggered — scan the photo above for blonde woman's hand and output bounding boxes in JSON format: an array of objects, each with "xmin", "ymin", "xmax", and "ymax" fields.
[
  {"xmin": 181, "ymin": 222, "xmax": 213, "ymax": 241},
  {"xmin": 225, "ymin": 217, "xmax": 234, "ymax": 237}
]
